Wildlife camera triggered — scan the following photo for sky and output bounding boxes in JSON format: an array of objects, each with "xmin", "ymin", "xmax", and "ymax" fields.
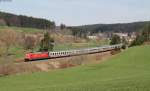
[{"xmin": 0, "ymin": 0, "xmax": 150, "ymax": 26}]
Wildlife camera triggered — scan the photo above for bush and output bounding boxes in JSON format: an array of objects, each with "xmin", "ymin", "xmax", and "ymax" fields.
[
  {"xmin": 23, "ymin": 36, "xmax": 36, "ymax": 50},
  {"xmin": 130, "ymin": 35, "xmax": 144, "ymax": 47},
  {"xmin": 110, "ymin": 34, "xmax": 121, "ymax": 45},
  {"xmin": 122, "ymin": 44, "xmax": 126, "ymax": 49}
]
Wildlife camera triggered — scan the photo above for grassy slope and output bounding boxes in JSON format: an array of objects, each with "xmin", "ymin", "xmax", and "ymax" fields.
[
  {"xmin": 0, "ymin": 26, "xmax": 109, "ymax": 59},
  {"xmin": 54, "ymin": 40, "xmax": 109, "ymax": 51},
  {"xmin": 0, "ymin": 26, "xmax": 42, "ymax": 33},
  {"xmin": 0, "ymin": 45, "xmax": 150, "ymax": 91},
  {"xmin": 0, "ymin": 26, "xmax": 42, "ymax": 59}
]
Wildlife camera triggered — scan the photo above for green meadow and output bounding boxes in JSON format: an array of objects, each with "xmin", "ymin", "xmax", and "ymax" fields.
[{"xmin": 0, "ymin": 45, "xmax": 149, "ymax": 91}]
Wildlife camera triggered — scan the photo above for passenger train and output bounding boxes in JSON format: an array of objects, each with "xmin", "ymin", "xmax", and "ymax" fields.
[{"xmin": 24, "ymin": 44, "xmax": 122, "ymax": 61}]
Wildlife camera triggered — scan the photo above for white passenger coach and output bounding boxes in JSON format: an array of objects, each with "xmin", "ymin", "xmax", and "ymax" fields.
[{"xmin": 49, "ymin": 44, "xmax": 122, "ymax": 58}]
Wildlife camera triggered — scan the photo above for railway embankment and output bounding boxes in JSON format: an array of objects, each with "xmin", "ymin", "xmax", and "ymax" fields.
[{"xmin": 0, "ymin": 50, "xmax": 120, "ymax": 76}]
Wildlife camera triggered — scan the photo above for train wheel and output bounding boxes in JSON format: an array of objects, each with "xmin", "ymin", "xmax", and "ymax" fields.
[{"xmin": 24, "ymin": 59, "xmax": 30, "ymax": 62}]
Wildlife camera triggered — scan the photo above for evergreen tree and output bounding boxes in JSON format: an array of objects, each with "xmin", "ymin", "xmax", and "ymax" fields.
[
  {"xmin": 39, "ymin": 32, "xmax": 54, "ymax": 51},
  {"xmin": 130, "ymin": 23, "xmax": 150, "ymax": 47},
  {"xmin": 122, "ymin": 37, "xmax": 128, "ymax": 49},
  {"xmin": 141, "ymin": 23, "xmax": 150, "ymax": 41},
  {"xmin": 0, "ymin": 11, "xmax": 55, "ymax": 29},
  {"xmin": 60, "ymin": 24, "xmax": 66, "ymax": 30},
  {"xmin": 130, "ymin": 35, "xmax": 144, "ymax": 46}
]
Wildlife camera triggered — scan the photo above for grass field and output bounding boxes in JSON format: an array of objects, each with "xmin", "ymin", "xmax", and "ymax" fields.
[
  {"xmin": 54, "ymin": 40, "xmax": 109, "ymax": 51},
  {"xmin": 0, "ymin": 26, "xmax": 42, "ymax": 33},
  {"xmin": 0, "ymin": 45, "xmax": 149, "ymax": 91}
]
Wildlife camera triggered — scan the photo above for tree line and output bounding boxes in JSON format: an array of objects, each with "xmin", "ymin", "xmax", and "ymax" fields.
[
  {"xmin": 110, "ymin": 22, "xmax": 150, "ymax": 47},
  {"xmin": 130, "ymin": 23, "xmax": 150, "ymax": 46},
  {"xmin": 70, "ymin": 21, "xmax": 149, "ymax": 37},
  {"xmin": 0, "ymin": 11, "xmax": 55, "ymax": 29}
]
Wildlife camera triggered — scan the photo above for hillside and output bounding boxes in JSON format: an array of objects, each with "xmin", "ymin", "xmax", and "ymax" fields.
[
  {"xmin": 0, "ymin": 11, "xmax": 55, "ymax": 29},
  {"xmin": 0, "ymin": 45, "xmax": 149, "ymax": 91},
  {"xmin": 0, "ymin": 26, "xmax": 107, "ymax": 60},
  {"xmin": 73, "ymin": 21, "xmax": 150, "ymax": 35}
]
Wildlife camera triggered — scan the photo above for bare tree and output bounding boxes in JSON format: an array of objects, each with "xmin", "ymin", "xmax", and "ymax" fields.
[
  {"xmin": 23, "ymin": 35, "xmax": 36, "ymax": 51},
  {"xmin": 0, "ymin": 41, "xmax": 6, "ymax": 56},
  {"xmin": 0, "ymin": 29, "xmax": 18, "ymax": 55}
]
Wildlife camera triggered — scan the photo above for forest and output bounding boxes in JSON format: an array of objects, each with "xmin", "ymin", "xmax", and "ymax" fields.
[
  {"xmin": 71, "ymin": 21, "xmax": 150, "ymax": 36},
  {"xmin": 0, "ymin": 11, "xmax": 55, "ymax": 29}
]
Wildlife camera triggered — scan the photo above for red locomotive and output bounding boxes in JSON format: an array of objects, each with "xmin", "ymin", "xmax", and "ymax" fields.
[{"xmin": 25, "ymin": 52, "xmax": 49, "ymax": 61}]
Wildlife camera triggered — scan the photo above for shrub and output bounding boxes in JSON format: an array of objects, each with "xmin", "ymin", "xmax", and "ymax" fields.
[
  {"xmin": 23, "ymin": 36, "xmax": 36, "ymax": 50},
  {"xmin": 110, "ymin": 34, "xmax": 121, "ymax": 45},
  {"xmin": 130, "ymin": 35, "xmax": 145, "ymax": 47}
]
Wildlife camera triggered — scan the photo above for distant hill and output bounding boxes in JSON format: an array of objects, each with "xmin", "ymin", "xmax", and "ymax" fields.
[
  {"xmin": 0, "ymin": 11, "xmax": 55, "ymax": 29},
  {"xmin": 74, "ymin": 21, "xmax": 150, "ymax": 35}
]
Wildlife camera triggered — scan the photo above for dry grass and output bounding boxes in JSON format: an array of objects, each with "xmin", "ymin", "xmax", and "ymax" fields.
[{"xmin": 0, "ymin": 51, "xmax": 114, "ymax": 76}]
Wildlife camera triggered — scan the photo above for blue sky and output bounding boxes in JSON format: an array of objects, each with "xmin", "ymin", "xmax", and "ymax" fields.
[{"xmin": 0, "ymin": 0, "xmax": 150, "ymax": 26}]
